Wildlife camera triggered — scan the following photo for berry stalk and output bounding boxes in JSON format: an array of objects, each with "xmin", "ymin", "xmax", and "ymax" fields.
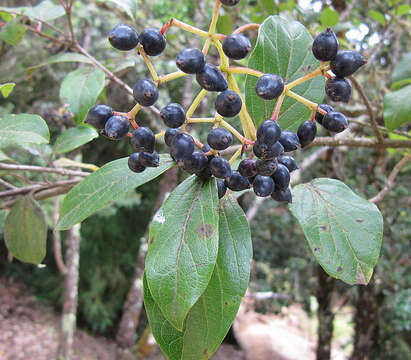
[
  {"xmin": 233, "ymin": 23, "xmax": 260, "ymax": 34},
  {"xmin": 286, "ymin": 90, "xmax": 322, "ymax": 113},
  {"xmin": 208, "ymin": 0, "xmax": 222, "ymax": 35},
  {"xmin": 157, "ymin": 71, "xmax": 187, "ymax": 85},
  {"xmin": 138, "ymin": 45, "xmax": 159, "ymax": 82},
  {"xmin": 229, "ymin": 146, "xmax": 243, "ymax": 165},
  {"xmin": 226, "ymin": 67, "xmax": 264, "ymax": 77},
  {"xmin": 286, "ymin": 64, "xmax": 331, "ymax": 90},
  {"xmin": 161, "ymin": 18, "xmax": 209, "ymax": 38}
]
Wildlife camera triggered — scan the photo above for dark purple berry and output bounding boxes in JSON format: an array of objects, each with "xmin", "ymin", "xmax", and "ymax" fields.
[
  {"xmin": 312, "ymin": 28, "xmax": 339, "ymax": 61},
  {"xmin": 202, "ymin": 144, "xmax": 211, "ymax": 153},
  {"xmin": 165, "ymin": 128, "xmax": 180, "ymax": 146},
  {"xmin": 196, "ymin": 64, "xmax": 228, "ymax": 92},
  {"xmin": 85, "ymin": 105, "xmax": 113, "ymax": 129},
  {"xmin": 256, "ymin": 159, "xmax": 278, "ymax": 176},
  {"xmin": 253, "ymin": 175, "xmax": 275, "ymax": 197},
  {"xmin": 322, "ymin": 111, "xmax": 349, "ymax": 133},
  {"xmin": 297, "ymin": 121, "xmax": 317, "ymax": 148},
  {"xmin": 215, "ymin": 90, "xmax": 242, "ymax": 118},
  {"xmin": 221, "ymin": 0, "xmax": 240, "ymax": 6},
  {"xmin": 138, "ymin": 28, "xmax": 166, "ymax": 56},
  {"xmin": 257, "ymin": 120, "xmax": 281, "ymax": 146},
  {"xmin": 272, "ymin": 164, "xmax": 290, "ymax": 191},
  {"xmin": 279, "ymin": 155, "xmax": 298, "ymax": 173},
  {"xmin": 279, "ymin": 130, "xmax": 300, "ymax": 152},
  {"xmin": 128, "ymin": 153, "xmax": 145, "ymax": 173},
  {"xmin": 271, "ymin": 187, "xmax": 292, "ymax": 203},
  {"xmin": 139, "ymin": 151, "xmax": 160, "ymax": 167},
  {"xmin": 222, "ymin": 33, "xmax": 251, "ymax": 60},
  {"xmin": 238, "ymin": 159, "xmax": 257, "ymax": 178},
  {"xmin": 210, "ymin": 157, "xmax": 232, "ymax": 179},
  {"xmin": 104, "ymin": 115, "xmax": 129, "ymax": 140},
  {"xmin": 330, "ymin": 50, "xmax": 367, "ymax": 78},
  {"xmin": 183, "ymin": 151, "xmax": 208, "ymax": 174},
  {"xmin": 315, "ymin": 104, "xmax": 334, "ymax": 125},
  {"xmin": 207, "ymin": 127, "xmax": 233, "ymax": 151},
  {"xmin": 325, "ymin": 77, "xmax": 352, "ymax": 103},
  {"xmin": 133, "ymin": 79, "xmax": 158, "ymax": 106},
  {"xmin": 256, "ymin": 74, "xmax": 284, "ymax": 100},
  {"xmin": 253, "ymin": 140, "xmax": 284, "ymax": 160},
  {"xmin": 176, "ymin": 48, "xmax": 206, "ymax": 74},
  {"xmin": 217, "ymin": 179, "xmax": 227, "ymax": 199},
  {"xmin": 170, "ymin": 133, "xmax": 195, "ymax": 162},
  {"xmin": 131, "ymin": 127, "xmax": 155, "ymax": 152},
  {"xmin": 160, "ymin": 103, "xmax": 186, "ymax": 128},
  {"xmin": 225, "ymin": 171, "xmax": 250, "ymax": 191},
  {"xmin": 109, "ymin": 24, "xmax": 139, "ymax": 51}
]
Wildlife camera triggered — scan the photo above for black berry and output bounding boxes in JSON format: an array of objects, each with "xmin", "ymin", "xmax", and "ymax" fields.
[
  {"xmin": 133, "ymin": 79, "xmax": 158, "ymax": 106},
  {"xmin": 271, "ymin": 188, "xmax": 292, "ymax": 203},
  {"xmin": 139, "ymin": 151, "xmax": 160, "ymax": 167},
  {"xmin": 253, "ymin": 175, "xmax": 275, "ymax": 197},
  {"xmin": 221, "ymin": 0, "xmax": 240, "ymax": 6},
  {"xmin": 160, "ymin": 103, "xmax": 186, "ymax": 128},
  {"xmin": 330, "ymin": 50, "xmax": 367, "ymax": 78},
  {"xmin": 255, "ymin": 74, "xmax": 284, "ymax": 100},
  {"xmin": 256, "ymin": 158, "xmax": 278, "ymax": 176},
  {"xmin": 225, "ymin": 171, "xmax": 250, "ymax": 191},
  {"xmin": 217, "ymin": 179, "xmax": 227, "ymax": 199},
  {"xmin": 170, "ymin": 133, "xmax": 195, "ymax": 162},
  {"xmin": 279, "ymin": 155, "xmax": 298, "ymax": 173},
  {"xmin": 128, "ymin": 153, "xmax": 145, "ymax": 173},
  {"xmin": 279, "ymin": 130, "xmax": 300, "ymax": 152},
  {"xmin": 183, "ymin": 151, "xmax": 208, "ymax": 174},
  {"xmin": 176, "ymin": 48, "xmax": 206, "ymax": 74},
  {"xmin": 207, "ymin": 128, "xmax": 233, "ymax": 151},
  {"xmin": 272, "ymin": 164, "xmax": 290, "ymax": 191},
  {"xmin": 138, "ymin": 28, "xmax": 166, "ymax": 56},
  {"xmin": 215, "ymin": 90, "xmax": 242, "ymax": 118},
  {"xmin": 85, "ymin": 104, "xmax": 113, "ymax": 129},
  {"xmin": 325, "ymin": 77, "xmax": 352, "ymax": 103},
  {"xmin": 322, "ymin": 111, "xmax": 348, "ymax": 133},
  {"xmin": 109, "ymin": 24, "xmax": 139, "ymax": 51},
  {"xmin": 165, "ymin": 128, "xmax": 180, "ymax": 146},
  {"xmin": 196, "ymin": 64, "xmax": 228, "ymax": 92},
  {"xmin": 104, "ymin": 115, "xmax": 129, "ymax": 140},
  {"xmin": 297, "ymin": 121, "xmax": 317, "ymax": 148},
  {"xmin": 222, "ymin": 33, "xmax": 251, "ymax": 60},
  {"xmin": 257, "ymin": 120, "xmax": 281, "ymax": 146},
  {"xmin": 131, "ymin": 127, "xmax": 155, "ymax": 152},
  {"xmin": 253, "ymin": 140, "xmax": 284, "ymax": 160},
  {"xmin": 210, "ymin": 157, "xmax": 232, "ymax": 179},
  {"xmin": 315, "ymin": 104, "xmax": 334, "ymax": 125},
  {"xmin": 238, "ymin": 159, "xmax": 257, "ymax": 178},
  {"xmin": 312, "ymin": 28, "xmax": 339, "ymax": 61}
]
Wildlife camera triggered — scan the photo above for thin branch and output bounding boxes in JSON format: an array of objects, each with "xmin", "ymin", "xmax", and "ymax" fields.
[
  {"xmin": 0, "ymin": 178, "xmax": 18, "ymax": 190},
  {"xmin": 349, "ymin": 117, "xmax": 411, "ymax": 140},
  {"xmin": 53, "ymin": 196, "xmax": 67, "ymax": 275},
  {"xmin": 310, "ymin": 137, "xmax": 411, "ymax": 149},
  {"xmin": 0, "ymin": 163, "xmax": 90, "ymax": 177},
  {"xmin": 369, "ymin": 152, "xmax": 411, "ymax": 203}
]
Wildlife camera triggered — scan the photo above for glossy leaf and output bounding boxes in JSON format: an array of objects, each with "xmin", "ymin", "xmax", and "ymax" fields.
[
  {"xmin": 384, "ymin": 85, "xmax": 411, "ymax": 131},
  {"xmin": 0, "ymin": 19, "xmax": 26, "ymax": 46},
  {"xmin": 144, "ymin": 195, "xmax": 252, "ymax": 359},
  {"xmin": 290, "ymin": 178, "xmax": 383, "ymax": 285},
  {"xmin": 0, "ymin": 83, "xmax": 15, "ymax": 98},
  {"xmin": 392, "ymin": 51, "xmax": 411, "ymax": 84},
  {"xmin": 146, "ymin": 176, "xmax": 219, "ymax": 331},
  {"xmin": 57, "ymin": 155, "xmax": 175, "ymax": 230},
  {"xmin": 321, "ymin": 7, "xmax": 339, "ymax": 27},
  {"xmin": 101, "ymin": 0, "xmax": 138, "ymax": 20},
  {"xmin": 368, "ymin": 10, "xmax": 386, "ymax": 26},
  {"xmin": 245, "ymin": 16, "xmax": 325, "ymax": 131},
  {"xmin": 4, "ymin": 196, "xmax": 47, "ymax": 264},
  {"xmin": 60, "ymin": 68, "xmax": 105, "ymax": 125},
  {"xmin": 54, "ymin": 126, "xmax": 99, "ymax": 154},
  {"xmin": 26, "ymin": 53, "xmax": 93, "ymax": 75},
  {"xmin": 0, "ymin": 114, "xmax": 50, "ymax": 148},
  {"xmin": 0, "ymin": 1, "xmax": 65, "ymax": 22}
]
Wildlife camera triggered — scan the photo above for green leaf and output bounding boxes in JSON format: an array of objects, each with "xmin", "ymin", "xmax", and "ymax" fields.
[
  {"xmin": 367, "ymin": 10, "xmax": 386, "ymax": 26},
  {"xmin": 384, "ymin": 85, "xmax": 411, "ymax": 131},
  {"xmin": 60, "ymin": 68, "xmax": 105, "ymax": 125},
  {"xmin": 54, "ymin": 126, "xmax": 99, "ymax": 154},
  {"xmin": 245, "ymin": 16, "xmax": 325, "ymax": 131},
  {"xmin": 0, "ymin": 149, "xmax": 11, "ymax": 161},
  {"xmin": 392, "ymin": 51, "xmax": 411, "ymax": 84},
  {"xmin": 146, "ymin": 176, "xmax": 219, "ymax": 331},
  {"xmin": 321, "ymin": 7, "xmax": 339, "ymax": 27},
  {"xmin": 217, "ymin": 15, "xmax": 233, "ymax": 34},
  {"xmin": 0, "ymin": 209, "xmax": 8, "ymax": 233},
  {"xmin": 0, "ymin": 83, "xmax": 15, "ymax": 98},
  {"xmin": 0, "ymin": 19, "xmax": 26, "ymax": 46},
  {"xmin": 100, "ymin": 0, "xmax": 138, "ymax": 21},
  {"xmin": 57, "ymin": 155, "xmax": 175, "ymax": 230},
  {"xmin": 144, "ymin": 195, "xmax": 252, "ymax": 359},
  {"xmin": 0, "ymin": 1, "xmax": 66, "ymax": 22},
  {"xmin": 4, "ymin": 196, "xmax": 47, "ymax": 265},
  {"xmin": 395, "ymin": 4, "xmax": 410, "ymax": 16},
  {"xmin": 26, "ymin": 53, "xmax": 93, "ymax": 75},
  {"xmin": 290, "ymin": 178, "xmax": 383, "ymax": 285},
  {"xmin": 0, "ymin": 114, "xmax": 50, "ymax": 148}
]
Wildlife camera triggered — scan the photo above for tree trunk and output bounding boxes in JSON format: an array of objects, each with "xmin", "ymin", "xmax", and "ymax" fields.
[
  {"xmin": 58, "ymin": 224, "xmax": 81, "ymax": 360},
  {"xmin": 316, "ymin": 265, "xmax": 336, "ymax": 360},
  {"xmin": 351, "ymin": 281, "xmax": 378, "ymax": 360},
  {"xmin": 115, "ymin": 167, "xmax": 179, "ymax": 360}
]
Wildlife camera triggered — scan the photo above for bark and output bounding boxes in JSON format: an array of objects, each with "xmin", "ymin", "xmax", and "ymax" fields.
[
  {"xmin": 316, "ymin": 266, "xmax": 336, "ymax": 360},
  {"xmin": 115, "ymin": 167, "xmax": 179, "ymax": 360},
  {"xmin": 57, "ymin": 224, "xmax": 81, "ymax": 360}
]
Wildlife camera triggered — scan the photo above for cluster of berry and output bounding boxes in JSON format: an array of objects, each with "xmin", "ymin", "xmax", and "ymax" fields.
[{"xmin": 85, "ymin": 0, "xmax": 366, "ymax": 204}]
